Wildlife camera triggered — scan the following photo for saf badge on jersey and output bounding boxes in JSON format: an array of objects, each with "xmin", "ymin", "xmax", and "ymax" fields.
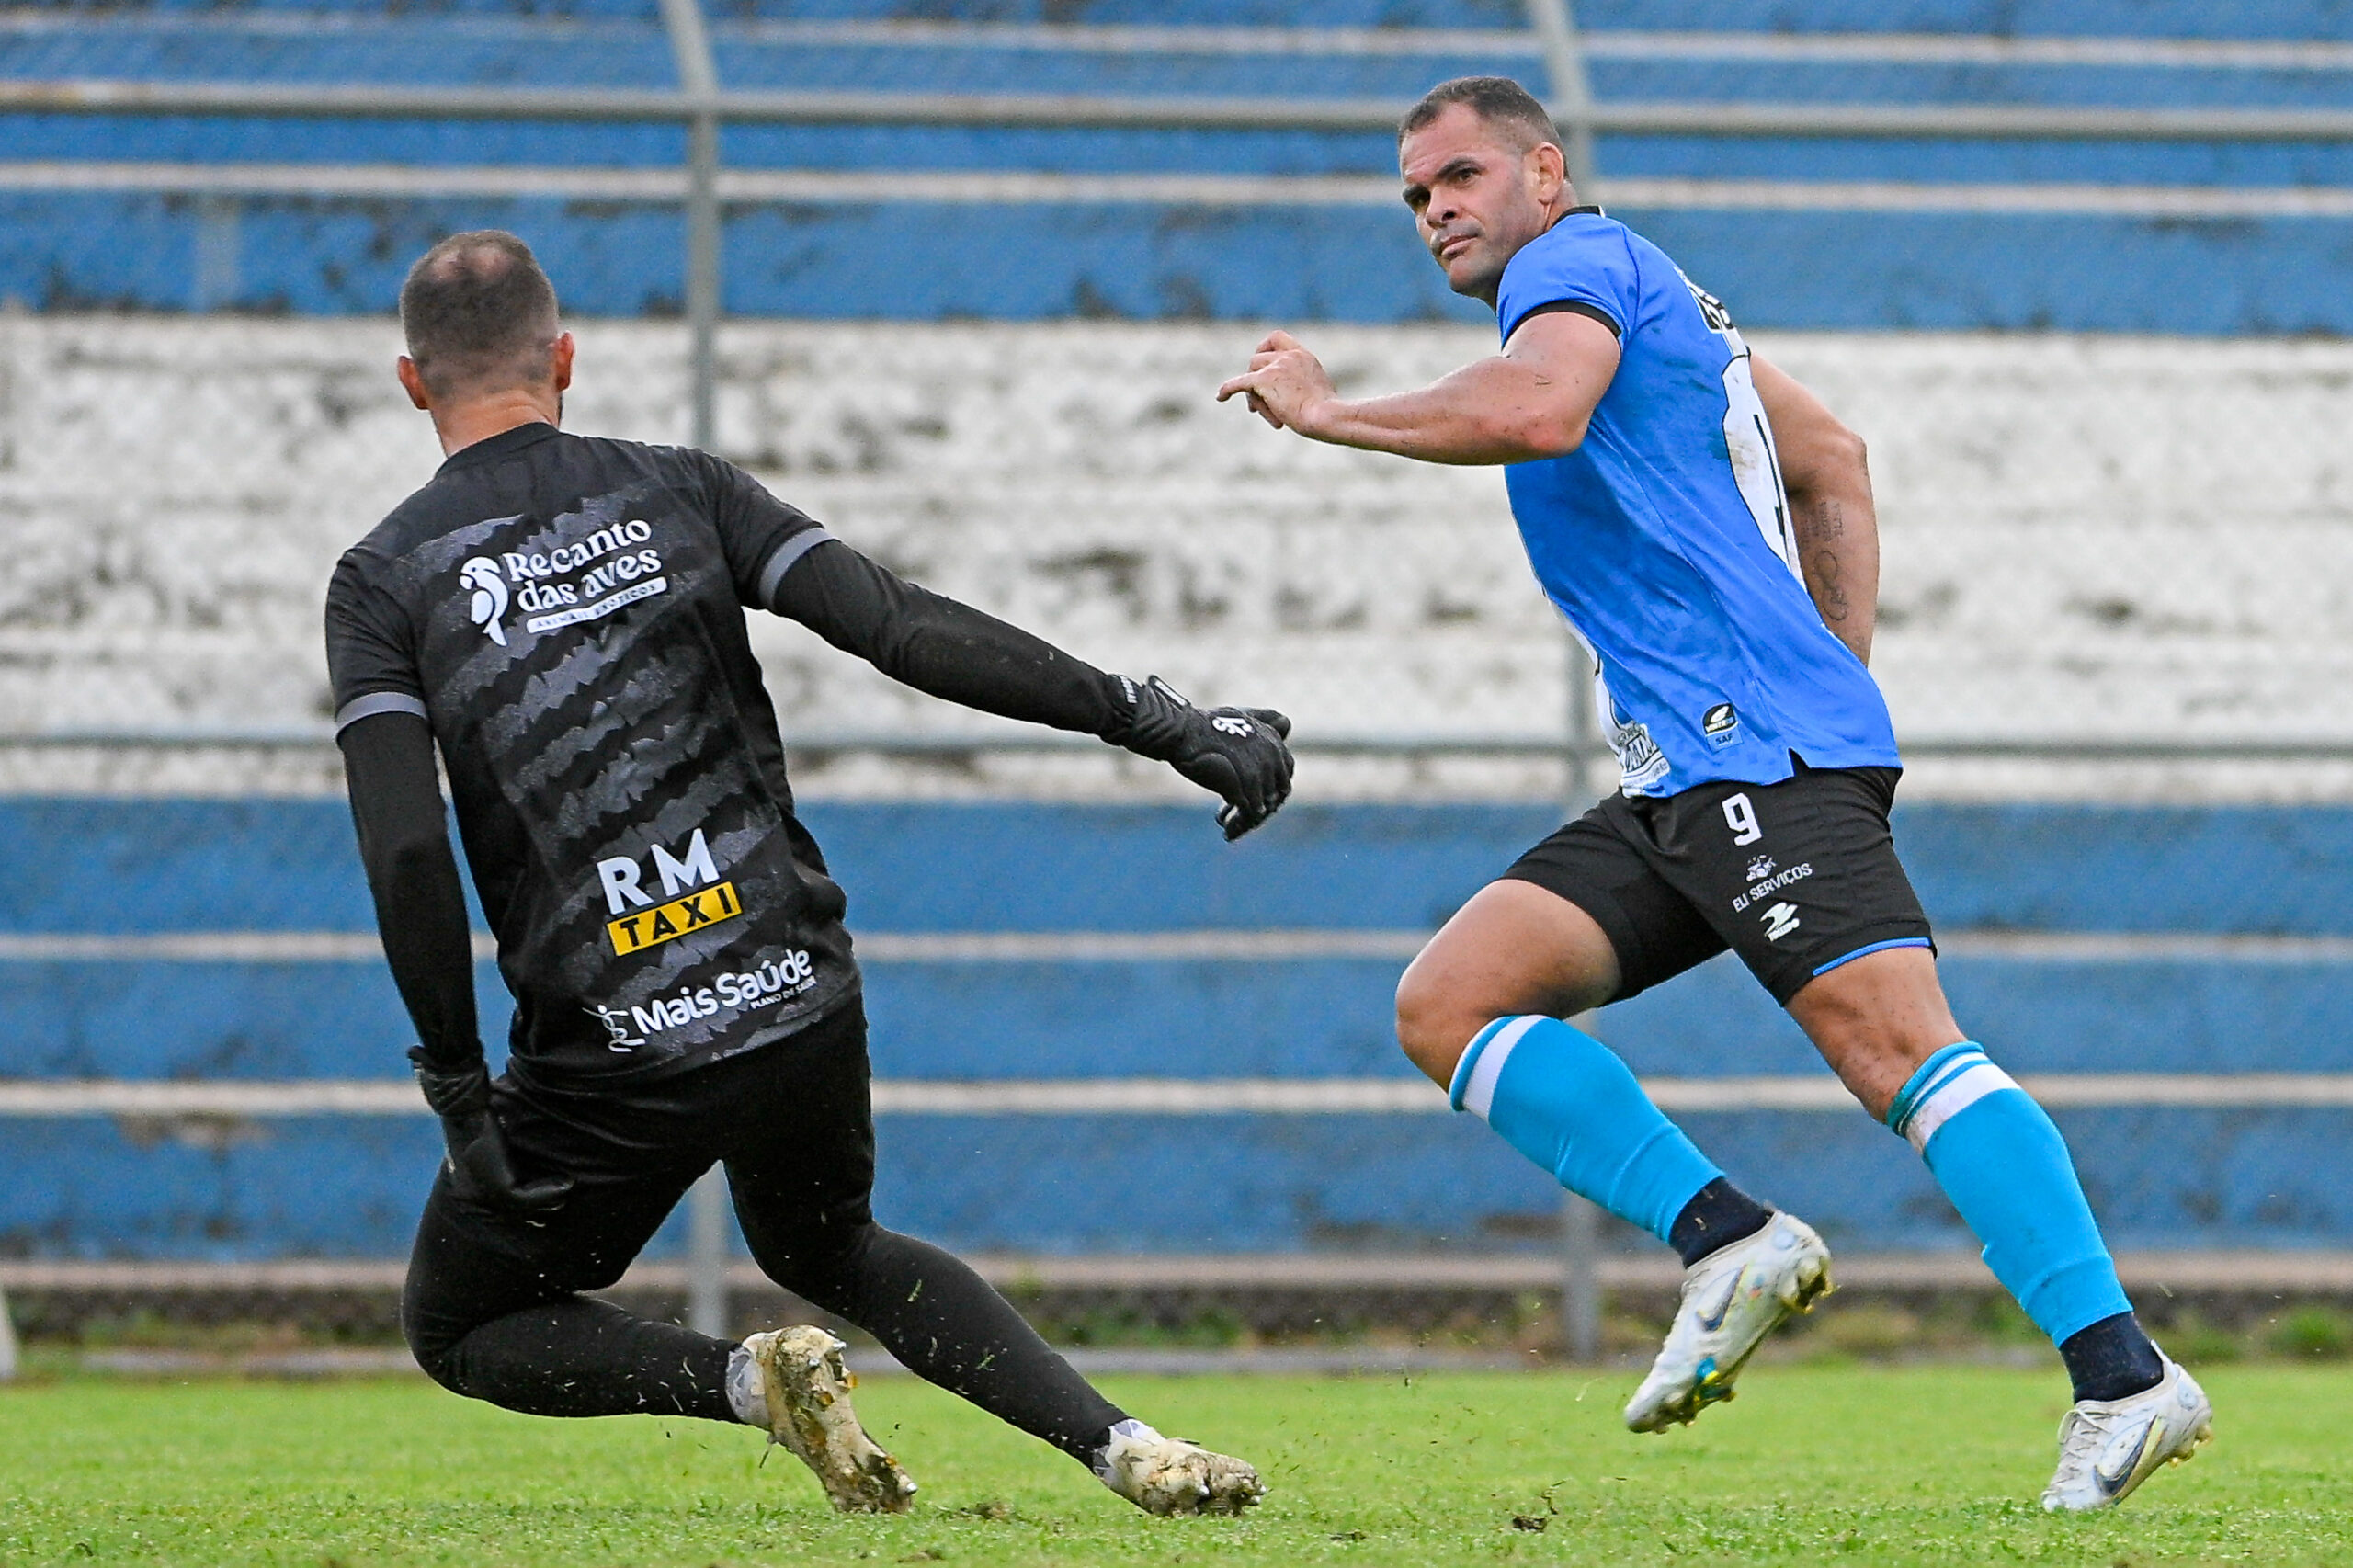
[{"xmin": 1702, "ymin": 702, "xmax": 1740, "ymax": 748}]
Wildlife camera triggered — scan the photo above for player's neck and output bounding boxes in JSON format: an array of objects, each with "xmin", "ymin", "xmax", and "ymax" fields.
[
  {"xmin": 1475, "ymin": 190, "xmax": 1586, "ymax": 307},
  {"xmin": 430, "ymin": 387, "xmax": 563, "ymax": 458}
]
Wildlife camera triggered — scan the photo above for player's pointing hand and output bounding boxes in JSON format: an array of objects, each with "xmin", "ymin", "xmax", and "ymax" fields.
[
  {"xmin": 1216, "ymin": 331, "xmax": 1337, "ymax": 436},
  {"xmin": 1105, "ymin": 674, "xmax": 1295, "ymax": 841}
]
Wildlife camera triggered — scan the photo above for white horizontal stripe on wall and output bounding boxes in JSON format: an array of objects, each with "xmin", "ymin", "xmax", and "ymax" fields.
[
  {"xmin": 7, "ymin": 927, "xmax": 2353, "ymax": 963},
  {"xmin": 3, "ymin": 1073, "xmax": 2347, "ymax": 1118},
  {"xmin": 6, "ymin": 164, "xmax": 2350, "ymax": 219}
]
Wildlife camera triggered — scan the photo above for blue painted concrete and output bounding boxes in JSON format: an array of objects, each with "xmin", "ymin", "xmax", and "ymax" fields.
[
  {"xmin": 4, "ymin": 945, "xmax": 2351, "ymax": 1085},
  {"xmin": 7, "ymin": 1106, "xmax": 2347, "ymax": 1260},
  {"xmin": 17, "ymin": 797, "xmax": 2353, "ymax": 937},
  {"xmin": 3, "ymin": 796, "xmax": 2351, "ymax": 1259},
  {"xmin": 8, "ymin": 191, "xmax": 2349, "ymax": 331},
  {"xmin": 5, "ymin": 0, "xmax": 2350, "ymax": 327},
  {"xmin": 20, "ymin": 1, "xmax": 2349, "ymax": 40}
]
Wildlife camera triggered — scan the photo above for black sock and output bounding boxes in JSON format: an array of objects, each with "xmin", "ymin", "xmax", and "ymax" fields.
[
  {"xmin": 1667, "ymin": 1177, "xmax": 1773, "ymax": 1267},
  {"xmin": 781, "ymin": 1225, "xmax": 1128, "ymax": 1468},
  {"xmin": 2060, "ymin": 1311, "xmax": 2165, "ymax": 1403}
]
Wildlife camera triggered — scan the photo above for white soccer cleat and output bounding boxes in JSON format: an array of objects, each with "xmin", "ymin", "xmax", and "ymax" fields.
[
  {"xmin": 2040, "ymin": 1356, "xmax": 2212, "ymax": 1512},
  {"xmin": 1624, "ymin": 1211, "xmax": 1832, "ymax": 1433},
  {"xmin": 1096, "ymin": 1422, "xmax": 1266, "ymax": 1517},
  {"xmin": 744, "ymin": 1325, "xmax": 917, "ymax": 1514}
]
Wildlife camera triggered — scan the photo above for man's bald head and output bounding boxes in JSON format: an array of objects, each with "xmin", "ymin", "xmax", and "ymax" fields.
[{"xmin": 399, "ymin": 231, "xmax": 561, "ymax": 400}]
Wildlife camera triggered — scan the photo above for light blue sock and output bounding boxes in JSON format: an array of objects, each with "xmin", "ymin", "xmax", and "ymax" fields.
[
  {"xmin": 1449, "ymin": 1015, "xmax": 1722, "ymax": 1244},
  {"xmin": 1887, "ymin": 1042, "xmax": 2131, "ymax": 1346}
]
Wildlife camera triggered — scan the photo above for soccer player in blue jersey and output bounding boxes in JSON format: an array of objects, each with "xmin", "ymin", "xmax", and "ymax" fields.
[{"xmin": 1217, "ymin": 76, "xmax": 2210, "ymax": 1510}]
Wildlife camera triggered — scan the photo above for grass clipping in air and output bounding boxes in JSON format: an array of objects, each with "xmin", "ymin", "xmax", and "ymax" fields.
[{"xmin": 3, "ymin": 1366, "xmax": 2346, "ymax": 1565}]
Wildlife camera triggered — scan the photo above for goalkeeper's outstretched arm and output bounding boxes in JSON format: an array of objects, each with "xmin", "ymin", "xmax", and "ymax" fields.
[{"xmin": 764, "ymin": 533, "xmax": 1294, "ymax": 840}]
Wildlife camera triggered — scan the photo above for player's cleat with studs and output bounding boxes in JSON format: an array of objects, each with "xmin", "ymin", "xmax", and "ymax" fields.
[
  {"xmin": 744, "ymin": 1325, "xmax": 917, "ymax": 1514},
  {"xmin": 1623, "ymin": 1210, "xmax": 1832, "ymax": 1434},
  {"xmin": 2040, "ymin": 1355, "xmax": 2212, "ymax": 1512},
  {"xmin": 1096, "ymin": 1423, "xmax": 1266, "ymax": 1517}
]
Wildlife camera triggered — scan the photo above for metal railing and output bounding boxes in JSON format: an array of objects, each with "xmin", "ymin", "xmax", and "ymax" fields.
[
  {"xmin": 11, "ymin": 79, "xmax": 2353, "ymax": 142},
  {"xmin": 12, "ymin": 728, "xmax": 2353, "ymax": 765}
]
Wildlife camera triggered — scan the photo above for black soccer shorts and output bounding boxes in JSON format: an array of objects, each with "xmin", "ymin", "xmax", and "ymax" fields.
[
  {"xmin": 1502, "ymin": 763, "xmax": 1934, "ymax": 1006},
  {"xmin": 402, "ymin": 998, "xmax": 878, "ymax": 1368}
]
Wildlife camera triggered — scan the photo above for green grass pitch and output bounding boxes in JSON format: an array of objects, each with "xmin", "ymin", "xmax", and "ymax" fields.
[{"xmin": 4, "ymin": 1366, "xmax": 2346, "ymax": 1566}]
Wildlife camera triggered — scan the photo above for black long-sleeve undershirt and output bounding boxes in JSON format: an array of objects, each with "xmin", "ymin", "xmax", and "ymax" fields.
[
  {"xmin": 768, "ymin": 537, "xmax": 1127, "ymax": 737},
  {"xmin": 342, "ymin": 537, "xmax": 1138, "ymax": 1069},
  {"xmin": 338, "ymin": 710, "xmax": 480, "ymax": 1071}
]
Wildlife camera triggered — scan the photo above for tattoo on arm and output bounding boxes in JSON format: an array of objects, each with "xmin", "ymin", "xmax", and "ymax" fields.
[
  {"xmin": 1793, "ymin": 496, "xmax": 1864, "ymax": 654},
  {"xmin": 1795, "ymin": 499, "xmax": 1848, "ymax": 619},
  {"xmin": 1810, "ymin": 548, "xmax": 1849, "ymax": 622},
  {"xmin": 1797, "ymin": 495, "xmax": 1845, "ymax": 544}
]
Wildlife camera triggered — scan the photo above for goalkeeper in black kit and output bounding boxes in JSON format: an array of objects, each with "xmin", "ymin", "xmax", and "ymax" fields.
[{"xmin": 325, "ymin": 232, "xmax": 1289, "ymax": 1516}]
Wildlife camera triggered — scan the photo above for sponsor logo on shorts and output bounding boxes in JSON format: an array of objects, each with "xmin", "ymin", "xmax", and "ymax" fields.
[
  {"xmin": 1759, "ymin": 902, "xmax": 1802, "ymax": 941},
  {"xmin": 1732, "ymin": 861, "xmax": 1812, "ymax": 913},
  {"xmin": 1702, "ymin": 702, "xmax": 1740, "ymax": 747},
  {"xmin": 1745, "ymin": 855, "xmax": 1776, "ymax": 882}
]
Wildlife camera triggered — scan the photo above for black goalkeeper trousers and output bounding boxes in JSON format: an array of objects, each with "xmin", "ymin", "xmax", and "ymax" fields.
[{"xmin": 400, "ymin": 999, "xmax": 1125, "ymax": 1466}]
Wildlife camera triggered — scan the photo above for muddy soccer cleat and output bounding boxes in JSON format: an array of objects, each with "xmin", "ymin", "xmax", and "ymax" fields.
[
  {"xmin": 1624, "ymin": 1210, "xmax": 1832, "ymax": 1433},
  {"xmin": 2040, "ymin": 1356, "xmax": 2212, "ymax": 1512},
  {"xmin": 744, "ymin": 1325, "xmax": 917, "ymax": 1513},
  {"xmin": 1095, "ymin": 1420, "xmax": 1266, "ymax": 1517}
]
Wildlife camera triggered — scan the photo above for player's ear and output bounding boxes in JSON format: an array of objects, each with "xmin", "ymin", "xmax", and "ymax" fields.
[
  {"xmin": 1528, "ymin": 141, "xmax": 1568, "ymax": 206},
  {"xmin": 550, "ymin": 331, "xmax": 575, "ymax": 394},
  {"xmin": 396, "ymin": 355, "xmax": 432, "ymax": 412}
]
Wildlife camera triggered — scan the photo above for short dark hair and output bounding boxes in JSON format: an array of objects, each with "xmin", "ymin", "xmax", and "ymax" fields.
[
  {"xmin": 399, "ymin": 230, "xmax": 561, "ymax": 398},
  {"xmin": 1398, "ymin": 75, "xmax": 1562, "ymax": 153}
]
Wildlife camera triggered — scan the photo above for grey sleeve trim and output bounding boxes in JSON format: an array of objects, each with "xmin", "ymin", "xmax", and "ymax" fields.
[
  {"xmin": 756, "ymin": 526, "xmax": 838, "ymax": 609},
  {"xmin": 334, "ymin": 691, "xmax": 430, "ymax": 733}
]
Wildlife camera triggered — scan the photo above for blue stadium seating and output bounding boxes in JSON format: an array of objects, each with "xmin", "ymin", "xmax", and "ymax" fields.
[
  {"xmin": 4, "ymin": 797, "xmax": 2349, "ymax": 1260},
  {"xmin": 1, "ymin": 2, "xmax": 2347, "ymax": 326}
]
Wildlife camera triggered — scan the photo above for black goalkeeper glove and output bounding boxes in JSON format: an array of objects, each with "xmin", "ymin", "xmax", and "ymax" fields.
[
  {"xmin": 1105, "ymin": 674, "xmax": 1295, "ymax": 841},
  {"xmin": 411, "ymin": 1051, "xmax": 574, "ymax": 1217}
]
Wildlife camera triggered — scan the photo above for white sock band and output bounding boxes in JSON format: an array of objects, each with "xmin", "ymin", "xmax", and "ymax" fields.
[
  {"xmin": 1449, "ymin": 1015, "xmax": 1544, "ymax": 1120},
  {"xmin": 725, "ymin": 1344, "xmax": 767, "ymax": 1428},
  {"xmin": 1094, "ymin": 1417, "xmax": 1161, "ymax": 1480},
  {"xmin": 1900, "ymin": 1052, "xmax": 2021, "ymax": 1153}
]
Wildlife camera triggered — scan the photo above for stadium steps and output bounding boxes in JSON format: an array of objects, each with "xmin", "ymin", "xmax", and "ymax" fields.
[{"xmin": 1, "ymin": 6, "xmax": 2347, "ymax": 324}]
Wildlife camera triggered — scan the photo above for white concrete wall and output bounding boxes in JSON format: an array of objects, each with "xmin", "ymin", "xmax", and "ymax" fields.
[{"xmin": 3, "ymin": 315, "xmax": 2348, "ymax": 799}]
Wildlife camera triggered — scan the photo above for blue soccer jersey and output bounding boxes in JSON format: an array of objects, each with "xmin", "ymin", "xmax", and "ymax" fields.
[{"xmin": 1495, "ymin": 210, "xmax": 1900, "ymax": 796}]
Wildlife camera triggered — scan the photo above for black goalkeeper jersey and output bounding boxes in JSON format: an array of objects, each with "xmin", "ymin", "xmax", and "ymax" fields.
[{"xmin": 326, "ymin": 422, "xmax": 863, "ymax": 1083}]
